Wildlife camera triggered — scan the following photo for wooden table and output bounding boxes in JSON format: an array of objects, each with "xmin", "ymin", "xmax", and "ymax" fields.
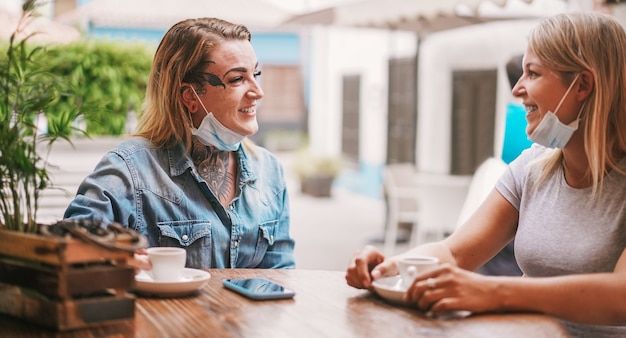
[{"xmin": 0, "ymin": 269, "xmax": 570, "ymax": 338}]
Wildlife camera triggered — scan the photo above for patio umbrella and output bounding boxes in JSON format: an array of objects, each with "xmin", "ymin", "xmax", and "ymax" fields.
[
  {"xmin": 0, "ymin": 9, "xmax": 81, "ymax": 45},
  {"xmin": 57, "ymin": 0, "xmax": 293, "ymax": 30},
  {"xmin": 283, "ymin": 0, "xmax": 537, "ymax": 34}
]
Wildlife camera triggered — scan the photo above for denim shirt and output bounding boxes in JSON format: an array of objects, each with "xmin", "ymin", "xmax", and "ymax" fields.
[{"xmin": 64, "ymin": 137, "xmax": 295, "ymax": 269}]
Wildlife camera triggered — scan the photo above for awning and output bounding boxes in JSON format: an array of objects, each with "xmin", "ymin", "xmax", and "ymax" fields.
[
  {"xmin": 283, "ymin": 0, "xmax": 551, "ymax": 34},
  {"xmin": 57, "ymin": 0, "xmax": 293, "ymax": 30}
]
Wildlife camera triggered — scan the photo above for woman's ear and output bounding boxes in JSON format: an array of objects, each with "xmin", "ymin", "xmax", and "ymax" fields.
[
  {"xmin": 180, "ymin": 82, "xmax": 197, "ymax": 113},
  {"xmin": 576, "ymin": 70, "xmax": 594, "ymax": 102}
]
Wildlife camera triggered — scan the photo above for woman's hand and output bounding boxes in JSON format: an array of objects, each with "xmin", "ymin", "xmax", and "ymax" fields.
[
  {"xmin": 128, "ymin": 248, "xmax": 152, "ymax": 274},
  {"xmin": 345, "ymin": 245, "xmax": 399, "ymax": 290},
  {"xmin": 404, "ymin": 264, "xmax": 503, "ymax": 315}
]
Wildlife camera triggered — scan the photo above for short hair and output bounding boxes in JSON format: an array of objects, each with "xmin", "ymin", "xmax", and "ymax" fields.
[{"xmin": 135, "ymin": 18, "xmax": 251, "ymax": 151}]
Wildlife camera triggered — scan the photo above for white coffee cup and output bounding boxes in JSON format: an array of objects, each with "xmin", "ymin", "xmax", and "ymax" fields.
[
  {"xmin": 145, "ymin": 247, "xmax": 186, "ymax": 282},
  {"xmin": 398, "ymin": 256, "xmax": 439, "ymax": 289}
]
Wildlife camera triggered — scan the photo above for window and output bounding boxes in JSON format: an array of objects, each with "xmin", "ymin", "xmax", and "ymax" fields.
[
  {"xmin": 386, "ymin": 57, "xmax": 417, "ymax": 165},
  {"xmin": 255, "ymin": 65, "xmax": 306, "ymax": 144},
  {"xmin": 450, "ymin": 69, "xmax": 497, "ymax": 175},
  {"xmin": 342, "ymin": 75, "xmax": 360, "ymax": 163}
]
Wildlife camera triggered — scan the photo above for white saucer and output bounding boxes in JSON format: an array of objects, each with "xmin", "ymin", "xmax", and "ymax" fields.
[
  {"xmin": 134, "ymin": 268, "xmax": 211, "ymax": 297},
  {"xmin": 372, "ymin": 275, "xmax": 472, "ymax": 319},
  {"xmin": 372, "ymin": 275, "xmax": 412, "ymax": 306}
]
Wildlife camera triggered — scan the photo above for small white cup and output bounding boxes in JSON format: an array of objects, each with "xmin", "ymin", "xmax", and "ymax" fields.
[
  {"xmin": 398, "ymin": 256, "xmax": 439, "ymax": 289},
  {"xmin": 145, "ymin": 247, "xmax": 186, "ymax": 282}
]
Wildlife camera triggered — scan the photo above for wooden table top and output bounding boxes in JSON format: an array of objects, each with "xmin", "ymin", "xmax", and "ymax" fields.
[{"xmin": 0, "ymin": 269, "xmax": 570, "ymax": 338}]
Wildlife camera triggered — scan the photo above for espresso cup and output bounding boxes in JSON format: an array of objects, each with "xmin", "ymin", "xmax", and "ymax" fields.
[
  {"xmin": 398, "ymin": 256, "xmax": 439, "ymax": 289},
  {"xmin": 145, "ymin": 247, "xmax": 186, "ymax": 282}
]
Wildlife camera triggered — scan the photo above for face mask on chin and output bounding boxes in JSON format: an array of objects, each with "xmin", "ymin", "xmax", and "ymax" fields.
[
  {"xmin": 189, "ymin": 87, "xmax": 245, "ymax": 151},
  {"xmin": 528, "ymin": 73, "xmax": 582, "ymax": 149}
]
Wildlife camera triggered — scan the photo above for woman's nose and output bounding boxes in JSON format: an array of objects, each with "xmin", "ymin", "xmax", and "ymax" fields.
[
  {"xmin": 247, "ymin": 84, "xmax": 264, "ymax": 99},
  {"xmin": 511, "ymin": 81, "xmax": 525, "ymax": 97}
]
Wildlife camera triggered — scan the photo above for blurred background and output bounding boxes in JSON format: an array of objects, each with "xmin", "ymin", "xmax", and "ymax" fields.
[{"xmin": 1, "ymin": 0, "xmax": 624, "ymax": 271}]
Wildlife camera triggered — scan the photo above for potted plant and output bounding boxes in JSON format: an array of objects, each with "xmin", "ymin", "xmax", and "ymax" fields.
[
  {"xmin": 1, "ymin": 2, "xmax": 76, "ymax": 233},
  {"xmin": 0, "ymin": 1, "xmax": 144, "ymax": 330},
  {"xmin": 293, "ymin": 147, "xmax": 343, "ymax": 198}
]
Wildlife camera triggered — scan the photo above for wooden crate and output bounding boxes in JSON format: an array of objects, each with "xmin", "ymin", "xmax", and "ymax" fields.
[{"xmin": 0, "ymin": 230, "xmax": 136, "ymax": 331}]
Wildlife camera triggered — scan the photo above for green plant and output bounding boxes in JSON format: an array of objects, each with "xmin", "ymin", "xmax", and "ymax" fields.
[
  {"xmin": 293, "ymin": 147, "xmax": 343, "ymax": 179},
  {"xmin": 42, "ymin": 40, "xmax": 153, "ymax": 135},
  {"xmin": 0, "ymin": 0, "xmax": 87, "ymax": 232}
]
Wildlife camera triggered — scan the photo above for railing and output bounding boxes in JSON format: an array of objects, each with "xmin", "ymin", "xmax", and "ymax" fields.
[{"xmin": 36, "ymin": 137, "xmax": 124, "ymax": 223}]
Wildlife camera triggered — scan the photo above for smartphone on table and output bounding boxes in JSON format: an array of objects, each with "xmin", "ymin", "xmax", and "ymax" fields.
[{"xmin": 222, "ymin": 278, "xmax": 296, "ymax": 301}]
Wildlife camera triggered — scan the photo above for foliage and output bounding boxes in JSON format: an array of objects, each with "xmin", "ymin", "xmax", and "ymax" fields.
[
  {"xmin": 0, "ymin": 0, "xmax": 153, "ymax": 231},
  {"xmin": 0, "ymin": 38, "xmax": 153, "ymax": 137},
  {"xmin": 261, "ymin": 130, "xmax": 306, "ymax": 152},
  {"xmin": 0, "ymin": 0, "xmax": 87, "ymax": 232},
  {"xmin": 293, "ymin": 147, "xmax": 343, "ymax": 179},
  {"xmin": 41, "ymin": 40, "xmax": 153, "ymax": 135}
]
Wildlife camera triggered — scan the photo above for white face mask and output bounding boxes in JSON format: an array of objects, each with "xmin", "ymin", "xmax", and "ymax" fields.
[
  {"xmin": 189, "ymin": 88, "xmax": 245, "ymax": 151},
  {"xmin": 528, "ymin": 74, "xmax": 581, "ymax": 148}
]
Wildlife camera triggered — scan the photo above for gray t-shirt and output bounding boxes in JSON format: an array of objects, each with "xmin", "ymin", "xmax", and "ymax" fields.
[{"xmin": 496, "ymin": 144, "xmax": 626, "ymax": 338}]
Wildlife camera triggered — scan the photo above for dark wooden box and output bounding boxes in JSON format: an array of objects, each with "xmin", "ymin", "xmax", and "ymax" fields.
[{"xmin": 0, "ymin": 230, "xmax": 136, "ymax": 331}]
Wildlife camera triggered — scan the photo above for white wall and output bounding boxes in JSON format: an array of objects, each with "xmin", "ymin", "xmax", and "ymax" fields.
[
  {"xmin": 305, "ymin": 19, "xmax": 541, "ymax": 174},
  {"xmin": 0, "ymin": 0, "xmax": 19, "ymax": 13},
  {"xmin": 417, "ymin": 19, "xmax": 539, "ymax": 173},
  {"xmin": 307, "ymin": 26, "xmax": 416, "ymax": 167}
]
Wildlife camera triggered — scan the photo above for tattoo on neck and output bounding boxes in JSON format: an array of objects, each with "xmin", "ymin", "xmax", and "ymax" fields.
[{"xmin": 191, "ymin": 139, "xmax": 235, "ymax": 204}]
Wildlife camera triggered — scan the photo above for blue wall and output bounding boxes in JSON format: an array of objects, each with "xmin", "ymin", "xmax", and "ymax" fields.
[
  {"xmin": 88, "ymin": 26, "xmax": 165, "ymax": 46},
  {"xmin": 252, "ymin": 33, "xmax": 300, "ymax": 65},
  {"xmin": 87, "ymin": 26, "xmax": 300, "ymax": 66}
]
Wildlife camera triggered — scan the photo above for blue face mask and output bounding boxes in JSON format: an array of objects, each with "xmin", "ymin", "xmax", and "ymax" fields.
[
  {"xmin": 528, "ymin": 74, "xmax": 581, "ymax": 149},
  {"xmin": 190, "ymin": 88, "xmax": 245, "ymax": 151}
]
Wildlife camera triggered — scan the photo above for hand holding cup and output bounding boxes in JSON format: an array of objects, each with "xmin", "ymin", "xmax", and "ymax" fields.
[{"xmin": 398, "ymin": 256, "xmax": 439, "ymax": 289}]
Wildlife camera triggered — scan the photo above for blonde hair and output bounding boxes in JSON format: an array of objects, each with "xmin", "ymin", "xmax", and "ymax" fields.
[
  {"xmin": 528, "ymin": 12, "xmax": 626, "ymax": 194},
  {"xmin": 134, "ymin": 18, "xmax": 253, "ymax": 153}
]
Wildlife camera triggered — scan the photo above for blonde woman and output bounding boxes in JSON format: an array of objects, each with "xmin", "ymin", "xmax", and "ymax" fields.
[{"xmin": 346, "ymin": 12, "xmax": 626, "ymax": 337}]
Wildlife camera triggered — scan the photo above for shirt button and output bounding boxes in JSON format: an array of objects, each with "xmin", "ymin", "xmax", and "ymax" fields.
[
  {"xmin": 182, "ymin": 234, "xmax": 188, "ymax": 241},
  {"xmin": 233, "ymin": 241, "xmax": 239, "ymax": 248},
  {"xmin": 229, "ymin": 204, "xmax": 235, "ymax": 210}
]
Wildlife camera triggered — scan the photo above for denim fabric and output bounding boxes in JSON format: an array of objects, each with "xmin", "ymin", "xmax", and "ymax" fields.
[{"xmin": 64, "ymin": 137, "xmax": 295, "ymax": 269}]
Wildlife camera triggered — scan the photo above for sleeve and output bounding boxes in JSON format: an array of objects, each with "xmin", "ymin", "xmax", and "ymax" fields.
[
  {"xmin": 496, "ymin": 143, "xmax": 542, "ymax": 211},
  {"xmin": 63, "ymin": 152, "xmax": 137, "ymax": 228}
]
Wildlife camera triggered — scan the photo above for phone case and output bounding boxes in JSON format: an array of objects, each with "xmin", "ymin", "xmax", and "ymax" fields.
[{"xmin": 222, "ymin": 278, "xmax": 296, "ymax": 300}]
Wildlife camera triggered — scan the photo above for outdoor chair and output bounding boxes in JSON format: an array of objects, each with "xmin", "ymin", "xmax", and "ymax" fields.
[
  {"xmin": 455, "ymin": 157, "xmax": 508, "ymax": 229},
  {"xmin": 382, "ymin": 163, "xmax": 420, "ymax": 256}
]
